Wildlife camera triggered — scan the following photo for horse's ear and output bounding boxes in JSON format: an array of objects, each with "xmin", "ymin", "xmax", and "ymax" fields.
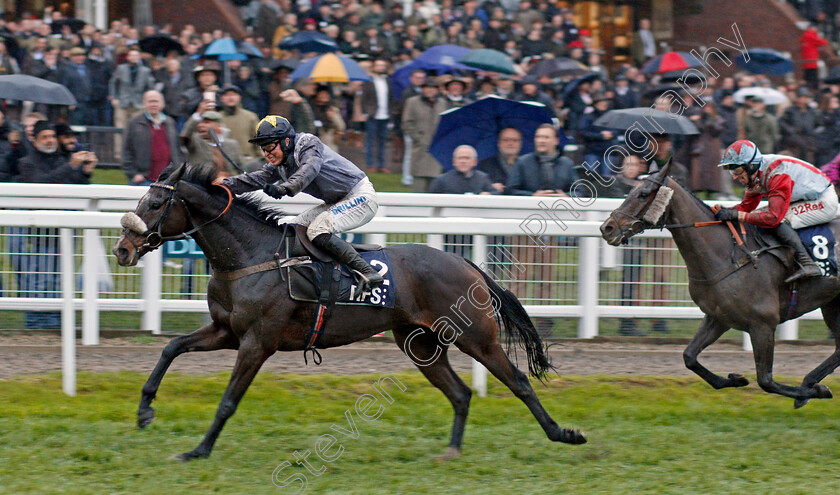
[
  {"xmin": 656, "ymin": 157, "xmax": 673, "ymax": 179},
  {"xmin": 163, "ymin": 163, "xmax": 187, "ymax": 184}
]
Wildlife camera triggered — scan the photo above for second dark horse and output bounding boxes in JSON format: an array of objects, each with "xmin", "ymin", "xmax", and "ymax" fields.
[
  {"xmin": 113, "ymin": 163, "xmax": 586, "ymax": 461},
  {"xmin": 601, "ymin": 160, "xmax": 840, "ymax": 409}
]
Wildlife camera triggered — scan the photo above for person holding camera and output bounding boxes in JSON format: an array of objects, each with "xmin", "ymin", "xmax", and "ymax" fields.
[{"xmin": 15, "ymin": 120, "xmax": 97, "ymax": 329}]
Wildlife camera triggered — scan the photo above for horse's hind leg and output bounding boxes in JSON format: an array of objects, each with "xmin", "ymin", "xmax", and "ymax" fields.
[
  {"xmin": 454, "ymin": 325, "xmax": 586, "ymax": 445},
  {"xmin": 138, "ymin": 322, "xmax": 237, "ymax": 428},
  {"xmin": 683, "ymin": 315, "xmax": 749, "ymax": 389},
  {"xmin": 749, "ymin": 324, "xmax": 832, "ymax": 402},
  {"xmin": 793, "ymin": 296, "xmax": 840, "ymax": 408},
  {"xmin": 393, "ymin": 326, "xmax": 471, "ymax": 460},
  {"xmin": 176, "ymin": 334, "xmax": 272, "ymax": 461}
]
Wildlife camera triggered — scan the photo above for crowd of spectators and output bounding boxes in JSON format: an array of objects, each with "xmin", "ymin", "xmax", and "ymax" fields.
[
  {"xmin": 0, "ymin": 3, "xmax": 835, "ymax": 194},
  {"xmin": 2, "ymin": 2, "xmax": 840, "ymax": 329}
]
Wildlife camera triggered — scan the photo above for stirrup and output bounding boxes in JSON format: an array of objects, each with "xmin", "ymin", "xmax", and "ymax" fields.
[
  {"xmin": 351, "ymin": 269, "xmax": 383, "ymax": 293},
  {"xmin": 785, "ymin": 264, "xmax": 822, "ymax": 284}
]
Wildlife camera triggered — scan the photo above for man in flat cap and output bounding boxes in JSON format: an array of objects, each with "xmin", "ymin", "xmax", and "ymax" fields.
[{"xmin": 180, "ymin": 107, "xmax": 243, "ymax": 177}]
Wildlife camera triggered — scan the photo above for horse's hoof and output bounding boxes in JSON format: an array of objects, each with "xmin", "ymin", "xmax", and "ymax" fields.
[
  {"xmin": 171, "ymin": 450, "xmax": 208, "ymax": 462},
  {"xmin": 727, "ymin": 373, "xmax": 749, "ymax": 387},
  {"xmin": 433, "ymin": 446, "xmax": 461, "ymax": 462},
  {"xmin": 137, "ymin": 407, "xmax": 155, "ymax": 429},
  {"xmin": 815, "ymin": 383, "xmax": 833, "ymax": 399},
  {"xmin": 558, "ymin": 429, "xmax": 587, "ymax": 445},
  {"xmin": 794, "ymin": 398, "xmax": 811, "ymax": 409}
]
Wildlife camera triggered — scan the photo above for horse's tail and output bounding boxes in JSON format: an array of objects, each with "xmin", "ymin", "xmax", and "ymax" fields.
[{"xmin": 463, "ymin": 258, "xmax": 555, "ymax": 381}]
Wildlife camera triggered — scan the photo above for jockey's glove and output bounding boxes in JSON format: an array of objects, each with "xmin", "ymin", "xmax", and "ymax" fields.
[
  {"xmin": 714, "ymin": 208, "xmax": 740, "ymax": 222},
  {"xmin": 263, "ymin": 183, "xmax": 289, "ymax": 199}
]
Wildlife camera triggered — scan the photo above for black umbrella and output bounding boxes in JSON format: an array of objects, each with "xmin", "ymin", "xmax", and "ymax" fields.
[
  {"xmin": 139, "ymin": 34, "xmax": 184, "ymax": 57},
  {"xmin": 50, "ymin": 18, "xmax": 86, "ymax": 34},
  {"xmin": 267, "ymin": 58, "xmax": 301, "ymax": 72},
  {"xmin": 561, "ymin": 73, "xmax": 599, "ymax": 103},
  {"xmin": 593, "ymin": 107, "xmax": 699, "ymax": 135},
  {"xmin": 527, "ymin": 57, "xmax": 590, "ymax": 78},
  {"xmin": 278, "ymin": 31, "xmax": 338, "ymax": 53},
  {"xmin": 0, "ymin": 75, "xmax": 76, "ymax": 105},
  {"xmin": 659, "ymin": 70, "xmax": 705, "ymax": 85}
]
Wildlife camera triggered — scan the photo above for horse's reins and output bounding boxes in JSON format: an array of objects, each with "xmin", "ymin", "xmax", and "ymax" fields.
[
  {"xmin": 139, "ymin": 181, "xmax": 234, "ymax": 249},
  {"xmin": 611, "ymin": 174, "xmax": 756, "ymax": 285},
  {"xmin": 209, "ymin": 128, "xmax": 246, "ymax": 174},
  {"xmin": 612, "ymin": 174, "xmax": 747, "ymax": 247}
]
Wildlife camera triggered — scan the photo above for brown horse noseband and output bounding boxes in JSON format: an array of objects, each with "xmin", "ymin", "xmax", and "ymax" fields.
[{"xmin": 140, "ymin": 181, "xmax": 234, "ymax": 249}]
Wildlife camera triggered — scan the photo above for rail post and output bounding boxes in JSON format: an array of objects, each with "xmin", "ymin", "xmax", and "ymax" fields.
[
  {"xmin": 142, "ymin": 248, "xmax": 163, "ymax": 334},
  {"xmin": 60, "ymin": 228, "xmax": 76, "ymax": 396},
  {"xmin": 82, "ymin": 229, "xmax": 100, "ymax": 345},
  {"xmin": 578, "ymin": 212, "xmax": 600, "ymax": 338},
  {"xmin": 778, "ymin": 319, "xmax": 799, "ymax": 340},
  {"xmin": 471, "ymin": 235, "xmax": 488, "ymax": 397}
]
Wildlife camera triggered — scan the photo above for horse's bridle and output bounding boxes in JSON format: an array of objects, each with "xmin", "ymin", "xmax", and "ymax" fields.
[
  {"xmin": 136, "ymin": 181, "xmax": 234, "ymax": 249},
  {"xmin": 607, "ymin": 174, "xmax": 668, "ymax": 243}
]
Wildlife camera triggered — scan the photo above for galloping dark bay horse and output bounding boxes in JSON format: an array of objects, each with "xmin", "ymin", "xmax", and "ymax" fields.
[
  {"xmin": 601, "ymin": 160, "xmax": 840, "ymax": 408},
  {"xmin": 113, "ymin": 163, "xmax": 585, "ymax": 461}
]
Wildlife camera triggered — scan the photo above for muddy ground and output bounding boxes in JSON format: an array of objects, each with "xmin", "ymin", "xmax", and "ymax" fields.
[{"xmin": 0, "ymin": 333, "xmax": 836, "ymax": 380}]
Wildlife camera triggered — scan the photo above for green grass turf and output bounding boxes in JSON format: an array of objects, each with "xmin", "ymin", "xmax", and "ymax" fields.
[{"xmin": 1, "ymin": 372, "xmax": 840, "ymax": 494}]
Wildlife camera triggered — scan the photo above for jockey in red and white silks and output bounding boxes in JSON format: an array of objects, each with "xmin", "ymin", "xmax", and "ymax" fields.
[
  {"xmin": 715, "ymin": 140, "xmax": 836, "ymax": 282},
  {"xmin": 735, "ymin": 152, "xmax": 837, "ymax": 229}
]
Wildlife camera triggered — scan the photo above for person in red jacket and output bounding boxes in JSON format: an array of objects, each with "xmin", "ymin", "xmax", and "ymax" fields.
[{"xmin": 800, "ymin": 25, "xmax": 829, "ymax": 90}]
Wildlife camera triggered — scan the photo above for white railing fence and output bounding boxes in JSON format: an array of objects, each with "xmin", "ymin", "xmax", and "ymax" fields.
[{"xmin": 0, "ymin": 185, "xmax": 809, "ymax": 395}]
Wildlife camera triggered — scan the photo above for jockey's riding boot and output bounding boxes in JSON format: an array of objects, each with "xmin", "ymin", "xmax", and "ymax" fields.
[
  {"xmin": 774, "ymin": 221, "xmax": 822, "ymax": 283},
  {"xmin": 312, "ymin": 233, "xmax": 384, "ymax": 292}
]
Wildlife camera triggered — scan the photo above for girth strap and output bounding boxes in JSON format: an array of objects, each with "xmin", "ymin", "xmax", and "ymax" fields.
[
  {"xmin": 212, "ymin": 260, "xmax": 280, "ymax": 281},
  {"xmin": 304, "ymin": 262, "xmax": 342, "ymax": 365}
]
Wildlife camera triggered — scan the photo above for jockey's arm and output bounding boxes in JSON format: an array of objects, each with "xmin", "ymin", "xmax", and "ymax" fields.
[
  {"xmin": 737, "ymin": 174, "xmax": 793, "ymax": 228},
  {"xmin": 218, "ymin": 163, "xmax": 282, "ymax": 195},
  {"xmin": 277, "ymin": 134, "xmax": 323, "ymax": 196}
]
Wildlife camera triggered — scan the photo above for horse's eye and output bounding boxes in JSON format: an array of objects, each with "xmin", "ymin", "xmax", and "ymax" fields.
[{"xmin": 150, "ymin": 201, "xmax": 163, "ymax": 210}]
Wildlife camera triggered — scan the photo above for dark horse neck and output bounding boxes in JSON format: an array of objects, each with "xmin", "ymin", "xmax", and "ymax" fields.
[
  {"xmin": 662, "ymin": 178, "xmax": 740, "ymax": 282},
  {"xmin": 177, "ymin": 182, "xmax": 282, "ymax": 273}
]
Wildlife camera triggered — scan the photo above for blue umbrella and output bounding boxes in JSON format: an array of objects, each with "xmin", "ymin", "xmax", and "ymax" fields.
[
  {"xmin": 197, "ymin": 38, "xmax": 264, "ymax": 61},
  {"xmin": 415, "ymin": 44, "xmax": 473, "ymax": 68},
  {"xmin": 278, "ymin": 31, "xmax": 338, "ymax": 53},
  {"xmin": 735, "ymin": 48, "xmax": 794, "ymax": 75},
  {"xmin": 391, "ymin": 45, "xmax": 475, "ymax": 99},
  {"xmin": 429, "ymin": 95, "xmax": 561, "ymax": 170}
]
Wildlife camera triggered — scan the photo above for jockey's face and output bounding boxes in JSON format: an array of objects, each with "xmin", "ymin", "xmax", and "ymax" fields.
[
  {"xmin": 262, "ymin": 140, "xmax": 286, "ymax": 166},
  {"xmin": 729, "ymin": 166, "xmax": 753, "ymax": 186}
]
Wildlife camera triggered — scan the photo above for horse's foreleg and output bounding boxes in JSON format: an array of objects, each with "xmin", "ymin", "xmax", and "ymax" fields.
[
  {"xmin": 138, "ymin": 322, "xmax": 237, "ymax": 428},
  {"xmin": 750, "ymin": 326, "xmax": 832, "ymax": 402},
  {"xmin": 683, "ymin": 316, "xmax": 748, "ymax": 389},
  {"xmin": 175, "ymin": 335, "xmax": 272, "ymax": 461}
]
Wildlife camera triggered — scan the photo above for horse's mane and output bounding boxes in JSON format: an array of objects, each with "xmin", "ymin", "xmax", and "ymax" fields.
[
  {"xmin": 669, "ymin": 176, "xmax": 715, "ymax": 216},
  {"xmin": 173, "ymin": 163, "xmax": 289, "ymax": 227}
]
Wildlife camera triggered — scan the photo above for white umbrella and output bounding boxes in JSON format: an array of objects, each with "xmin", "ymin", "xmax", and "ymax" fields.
[{"xmin": 733, "ymin": 87, "xmax": 789, "ymax": 105}]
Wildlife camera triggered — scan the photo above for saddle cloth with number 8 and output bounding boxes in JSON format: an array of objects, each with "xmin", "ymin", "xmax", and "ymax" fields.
[{"xmin": 798, "ymin": 224, "xmax": 838, "ymax": 277}]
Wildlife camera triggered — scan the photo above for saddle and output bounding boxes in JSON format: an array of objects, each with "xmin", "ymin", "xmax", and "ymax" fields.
[
  {"xmin": 280, "ymin": 224, "xmax": 393, "ymax": 364},
  {"xmin": 284, "ymin": 224, "xmax": 382, "ymax": 261},
  {"xmin": 737, "ymin": 222, "xmax": 837, "ymax": 277},
  {"xmin": 211, "ymin": 224, "xmax": 388, "ymax": 364}
]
